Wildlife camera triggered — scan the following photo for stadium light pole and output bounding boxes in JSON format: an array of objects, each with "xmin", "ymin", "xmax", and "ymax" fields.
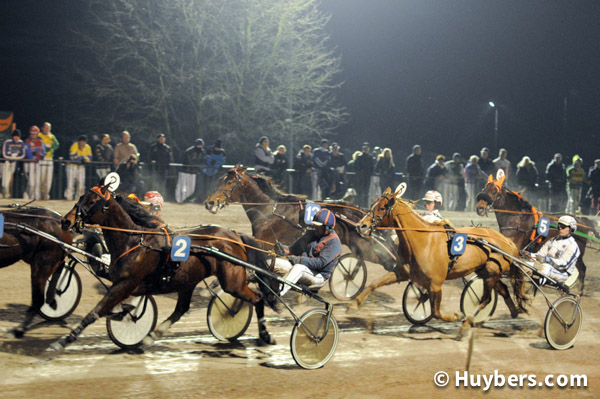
[{"xmin": 489, "ymin": 101, "xmax": 498, "ymax": 150}]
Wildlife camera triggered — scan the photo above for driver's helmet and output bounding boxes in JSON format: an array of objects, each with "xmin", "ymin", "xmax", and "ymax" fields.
[
  {"xmin": 312, "ymin": 209, "xmax": 336, "ymax": 230},
  {"xmin": 558, "ymin": 215, "xmax": 577, "ymax": 232},
  {"xmin": 423, "ymin": 190, "xmax": 443, "ymax": 205},
  {"xmin": 143, "ymin": 191, "xmax": 164, "ymax": 211}
]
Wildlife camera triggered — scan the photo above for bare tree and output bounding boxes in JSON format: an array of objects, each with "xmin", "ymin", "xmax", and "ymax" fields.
[{"xmin": 68, "ymin": 0, "xmax": 346, "ymax": 159}]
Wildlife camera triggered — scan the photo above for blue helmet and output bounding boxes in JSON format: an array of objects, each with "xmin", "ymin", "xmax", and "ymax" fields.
[{"xmin": 312, "ymin": 209, "xmax": 336, "ymax": 229}]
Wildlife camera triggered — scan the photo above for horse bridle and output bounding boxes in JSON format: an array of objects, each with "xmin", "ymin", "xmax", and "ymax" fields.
[
  {"xmin": 365, "ymin": 195, "xmax": 395, "ymax": 235},
  {"xmin": 476, "ymin": 182, "xmax": 502, "ymax": 209},
  {"xmin": 73, "ymin": 186, "xmax": 111, "ymax": 230},
  {"xmin": 213, "ymin": 170, "xmax": 244, "ymax": 208}
]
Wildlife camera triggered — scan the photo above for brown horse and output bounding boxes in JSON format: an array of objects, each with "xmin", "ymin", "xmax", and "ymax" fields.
[
  {"xmin": 204, "ymin": 166, "xmax": 398, "ymax": 270},
  {"xmin": 355, "ymin": 187, "xmax": 529, "ymax": 327},
  {"xmin": 54, "ymin": 184, "xmax": 278, "ymax": 350},
  {"xmin": 0, "ymin": 206, "xmax": 72, "ymax": 337},
  {"xmin": 475, "ymin": 174, "xmax": 597, "ymax": 294}
]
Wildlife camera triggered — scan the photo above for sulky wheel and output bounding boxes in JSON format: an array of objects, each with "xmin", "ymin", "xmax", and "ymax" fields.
[
  {"xmin": 39, "ymin": 264, "xmax": 82, "ymax": 321},
  {"xmin": 106, "ymin": 295, "xmax": 158, "ymax": 349},
  {"xmin": 460, "ymin": 276, "xmax": 498, "ymax": 324},
  {"xmin": 402, "ymin": 282, "xmax": 433, "ymax": 325},
  {"xmin": 207, "ymin": 291, "xmax": 253, "ymax": 341},
  {"xmin": 328, "ymin": 253, "xmax": 367, "ymax": 301},
  {"xmin": 290, "ymin": 308, "xmax": 339, "ymax": 370},
  {"xmin": 544, "ymin": 296, "xmax": 583, "ymax": 350}
]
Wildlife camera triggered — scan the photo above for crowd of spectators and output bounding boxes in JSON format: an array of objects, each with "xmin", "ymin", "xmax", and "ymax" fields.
[{"xmin": 1, "ymin": 122, "xmax": 599, "ymax": 216}]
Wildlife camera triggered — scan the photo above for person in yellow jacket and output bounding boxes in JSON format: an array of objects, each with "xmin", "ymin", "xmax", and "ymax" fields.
[
  {"xmin": 39, "ymin": 122, "xmax": 59, "ymax": 200},
  {"xmin": 64, "ymin": 135, "xmax": 92, "ymax": 200}
]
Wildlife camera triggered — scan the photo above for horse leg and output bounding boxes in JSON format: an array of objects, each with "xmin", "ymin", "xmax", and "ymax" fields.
[
  {"xmin": 576, "ymin": 259, "xmax": 586, "ymax": 295},
  {"xmin": 347, "ymin": 264, "xmax": 409, "ymax": 310},
  {"xmin": 494, "ymin": 279, "xmax": 519, "ymax": 318},
  {"xmin": 255, "ymin": 299, "xmax": 276, "ymax": 345},
  {"xmin": 49, "ymin": 278, "xmax": 140, "ymax": 351},
  {"xmin": 144, "ymin": 287, "xmax": 195, "ymax": 345},
  {"xmin": 429, "ymin": 283, "xmax": 461, "ymax": 322}
]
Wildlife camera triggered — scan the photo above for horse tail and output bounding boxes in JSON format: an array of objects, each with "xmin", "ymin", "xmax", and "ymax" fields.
[
  {"xmin": 508, "ymin": 262, "xmax": 530, "ymax": 314},
  {"xmin": 240, "ymin": 234, "xmax": 280, "ymax": 312}
]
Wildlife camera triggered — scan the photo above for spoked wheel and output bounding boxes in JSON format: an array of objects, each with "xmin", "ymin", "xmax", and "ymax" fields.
[
  {"xmin": 39, "ymin": 264, "xmax": 82, "ymax": 321},
  {"xmin": 290, "ymin": 308, "xmax": 339, "ymax": 370},
  {"xmin": 207, "ymin": 291, "xmax": 253, "ymax": 341},
  {"xmin": 328, "ymin": 253, "xmax": 367, "ymax": 301},
  {"xmin": 106, "ymin": 295, "xmax": 158, "ymax": 349},
  {"xmin": 544, "ymin": 296, "xmax": 583, "ymax": 350},
  {"xmin": 460, "ymin": 276, "xmax": 498, "ymax": 324},
  {"xmin": 402, "ymin": 282, "xmax": 433, "ymax": 325}
]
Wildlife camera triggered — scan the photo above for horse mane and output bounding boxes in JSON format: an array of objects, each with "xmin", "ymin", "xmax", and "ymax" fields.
[
  {"xmin": 115, "ymin": 196, "xmax": 165, "ymax": 228},
  {"xmin": 504, "ymin": 189, "xmax": 534, "ymax": 211},
  {"xmin": 249, "ymin": 174, "xmax": 307, "ymax": 202}
]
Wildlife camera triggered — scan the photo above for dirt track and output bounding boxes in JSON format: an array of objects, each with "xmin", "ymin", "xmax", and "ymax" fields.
[{"xmin": 0, "ymin": 199, "xmax": 599, "ymax": 399}]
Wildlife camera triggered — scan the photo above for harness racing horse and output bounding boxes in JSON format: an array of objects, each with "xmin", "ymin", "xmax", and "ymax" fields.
[
  {"xmin": 475, "ymin": 174, "xmax": 597, "ymax": 294},
  {"xmin": 204, "ymin": 166, "xmax": 398, "ymax": 269},
  {"xmin": 0, "ymin": 206, "xmax": 73, "ymax": 337},
  {"xmin": 55, "ymin": 184, "xmax": 279, "ymax": 350},
  {"xmin": 355, "ymin": 187, "xmax": 529, "ymax": 328}
]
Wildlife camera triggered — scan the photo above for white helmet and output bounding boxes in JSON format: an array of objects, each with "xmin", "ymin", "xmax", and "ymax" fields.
[
  {"xmin": 558, "ymin": 215, "xmax": 577, "ymax": 231},
  {"xmin": 423, "ymin": 190, "xmax": 443, "ymax": 205}
]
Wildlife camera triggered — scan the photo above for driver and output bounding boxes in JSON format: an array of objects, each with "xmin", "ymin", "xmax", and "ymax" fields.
[
  {"xmin": 274, "ymin": 209, "xmax": 342, "ymax": 296},
  {"xmin": 142, "ymin": 191, "xmax": 164, "ymax": 216},
  {"xmin": 529, "ymin": 215, "xmax": 580, "ymax": 284},
  {"xmin": 420, "ymin": 190, "xmax": 443, "ymax": 223}
]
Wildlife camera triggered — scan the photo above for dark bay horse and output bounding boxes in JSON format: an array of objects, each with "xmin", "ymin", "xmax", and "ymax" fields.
[
  {"xmin": 55, "ymin": 184, "xmax": 278, "ymax": 350},
  {"xmin": 475, "ymin": 174, "xmax": 597, "ymax": 294},
  {"xmin": 204, "ymin": 166, "xmax": 398, "ymax": 270},
  {"xmin": 0, "ymin": 206, "xmax": 72, "ymax": 337},
  {"xmin": 355, "ymin": 188, "xmax": 529, "ymax": 329}
]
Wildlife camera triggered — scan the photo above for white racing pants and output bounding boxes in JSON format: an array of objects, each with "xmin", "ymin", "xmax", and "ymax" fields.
[{"xmin": 274, "ymin": 258, "xmax": 324, "ymax": 296}]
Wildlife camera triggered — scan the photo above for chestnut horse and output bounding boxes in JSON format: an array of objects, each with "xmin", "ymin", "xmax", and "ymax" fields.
[
  {"xmin": 475, "ymin": 174, "xmax": 597, "ymax": 294},
  {"xmin": 0, "ymin": 206, "xmax": 72, "ymax": 337},
  {"xmin": 204, "ymin": 166, "xmax": 398, "ymax": 270},
  {"xmin": 54, "ymin": 184, "xmax": 278, "ymax": 350},
  {"xmin": 355, "ymin": 187, "xmax": 529, "ymax": 327}
]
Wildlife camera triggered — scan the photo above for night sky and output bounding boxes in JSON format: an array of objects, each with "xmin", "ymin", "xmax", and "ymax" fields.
[{"xmin": 1, "ymin": 0, "xmax": 600, "ymax": 168}]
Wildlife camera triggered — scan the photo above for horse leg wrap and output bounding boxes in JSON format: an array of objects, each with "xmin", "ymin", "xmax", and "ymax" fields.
[
  {"xmin": 68, "ymin": 312, "xmax": 100, "ymax": 344},
  {"xmin": 258, "ymin": 318, "xmax": 276, "ymax": 345}
]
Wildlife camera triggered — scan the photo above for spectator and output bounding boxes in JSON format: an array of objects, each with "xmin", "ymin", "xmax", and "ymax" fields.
[
  {"xmin": 94, "ymin": 133, "xmax": 113, "ymax": 179},
  {"xmin": 312, "ymin": 139, "xmax": 331, "ymax": 200},
  {"xmin": 294, "ymin": 144, "xmax": 312, "ymax": 196},
  {"xmin": 2, "ymin": 126, "xmax": 26, "ymax": 198},
  {"xmin": 546, "ymin": 153, "xmax": 567, "ymax": 213},
  {"xmin": 493, "ymin": 148, "xmax": 512, "ymax": 184},
  {"xmin": 272, "ymin": 144, "xmax": 288, "ymax": 190},
  {"xmin": 64, "ymin": 135, "xmax": 92, "ymax": 200},
  {"xmin": 464, "ymin": 155, "xmax": 486, "ymax": 212},
  {"xmin": 24, "ymin": 125, "xmax": 45, "ymax": 200},
  {"xmin": 39, "ymin": 122, "xmax": 59, "ymax": 200},
  {"xmin": 444, "ymin": 152, "xmax": 464, "ymax": 211},
  {"xmin": 566, "ymin": 155, "xmax": 586, "ymax": 214},
  {"xmin": 478, "ymin": 147, "xmax": 494, "ymax": 178},
  {"xmin": 113, "ymin": 130, "xmax": 139, "ymax": 166},
  {"xmin": 355, "ymin": 142, "xmax": 375, "ymax": 208},
  {"xmin": 588, "ymin": 159, "xmax": 600, "ymax": 215},
  {"xmin": 175, "ymin": 138, "xmax": 205, "ymax": 203},
  {"xmin": 345, "ymin": 150, "xmax": 362, "ymax": 193},
  {"xmin": 203, "ymin": 139, "xmax": 226, "ymax": 190},
  {"xmin": 254, "ymin": 136, "xmax": 274, "ymax": 176},
  {"xmin": 369, "ymin": 146, "xmax": 383, "ymax": 203},
  {"xmin": 515, "ymin": 156, "xmax": 539, "ymax": 204},
  {"xmin": 116, "ymin": 154, "xmax": 144, "ymax": 196},
  {"xmin": 376, "ymin": 148, "xmax": 396, "ymax": 192},
  {"xmin": 425, "ymin": 155, "xmax": 447, "ymax": 193},
  {"xmin": 329, "ymin": 143, "xmax": 347, "ymax": 199},
  {"xmin": 406, "ymin": 144, "xmax": 424, "ymax": 200},
  {"xmin": 149, "ymin": 133, "xmax": 172, "ymax": 194}
]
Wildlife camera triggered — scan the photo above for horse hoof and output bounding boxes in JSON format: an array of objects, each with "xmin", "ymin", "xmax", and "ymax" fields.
[
  {"xmin": 48, "ymin": 340, "xmax": 66, "ymax": 352},
  {"xmin": 6, "ymin": 329, "xmax": 24, "ymax": 339},
  {"xmin": 346, "ymin": 301, "xmax": 359, "ymax": 313},
  {"xmin": 142, "ymin": 335, "xmax": 155, "ymax": 346},
  {"xmin": 258, "ymin": 333, "xmax": 276, "ymax": 346}
]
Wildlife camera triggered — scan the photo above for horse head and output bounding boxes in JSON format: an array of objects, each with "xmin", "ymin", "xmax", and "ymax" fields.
[
  {"xmin": 204, "ymin": 165, "xmax": 247, "ymax": 213},
  {"xmin": 475, "ymin": 174, "xmax": 506, "ymax": 216},
  {"xmin": 357, "ymin": 187, "xmax": 397, "ymax": 237},
  {"xmin": 61, "ymin": 184, "xmax": 112, "ymax": 231}
]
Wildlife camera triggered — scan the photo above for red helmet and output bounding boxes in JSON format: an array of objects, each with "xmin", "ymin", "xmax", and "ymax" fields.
[
  {"xmin": 29, "ymin": 125, "xmax": 40, "ymax": 134},
  {"xmin": 143, "ymin": 191, "xmax": 164, "ymax": 211}
]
